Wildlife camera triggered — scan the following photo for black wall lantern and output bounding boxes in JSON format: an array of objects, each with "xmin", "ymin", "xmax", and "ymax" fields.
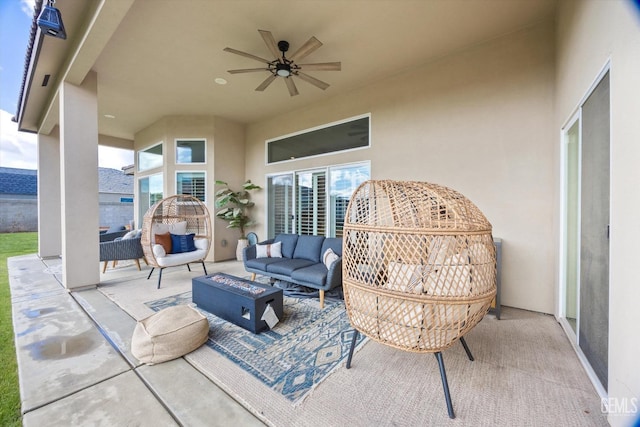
[{"xmin": 37, "ymin": 0, "xmax": 66, "ymax": 40}]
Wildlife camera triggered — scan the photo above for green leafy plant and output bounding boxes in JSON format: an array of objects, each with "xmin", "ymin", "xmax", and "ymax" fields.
[{"xmin": 214, "ymin": 180, "xmax": 261, "ymax": 239}]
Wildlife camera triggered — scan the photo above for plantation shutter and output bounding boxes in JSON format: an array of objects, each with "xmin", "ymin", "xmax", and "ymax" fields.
[
  {"xmin": 177, "ymin": 172, "xmax": 206, "ymax": 202},
  {"xmin": 268, "ymin": 174, "xmax": 293, "ymax": 237},
  {"xmin": 296, "ymin": 171, "xmax": 326, "ymax": 236}
]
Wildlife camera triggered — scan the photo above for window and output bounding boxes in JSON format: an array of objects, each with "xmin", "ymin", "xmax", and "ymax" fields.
[
  {"xmin": 267, "ymin": 162, "xmax": 370, "ymax": 238},
  {"xmin": 267, "ymin": 174, "xmax": 294, "ymax": 236},
  {"xmin": 138, "ymin": 143, "xmax": 163, "ymax": 172},
  {"xmin": 296, "ymin": 170, "xmax": 327, "ymax": 236},
  {"xmin": 328, "ymin": 163, "xmax": 370, "ymax": 237},
  {"xmin": 176, "ymin": 139, "xmax": 206, "ymax": 164},
  {"xmin": 138, "ymin": 174, "xmax": 163, "ymax": 221},
  {"xmin": 267, "ymin": 115, "xmax": 370, "ymax": 164},
  {"xmin": 177, "ymin": 172, "xmax": 206, "ymax": 202}
]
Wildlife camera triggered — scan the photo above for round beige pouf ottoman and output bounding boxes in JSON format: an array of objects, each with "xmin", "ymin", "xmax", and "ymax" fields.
[{"xmin": 131, "ymin": 305, "xmax": 209, "ymax": 365}]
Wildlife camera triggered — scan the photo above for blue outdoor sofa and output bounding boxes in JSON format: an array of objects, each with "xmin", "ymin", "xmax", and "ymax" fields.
[{"xmin": 243, "ymin": 233, "xmax": 342, "ymax": 308}]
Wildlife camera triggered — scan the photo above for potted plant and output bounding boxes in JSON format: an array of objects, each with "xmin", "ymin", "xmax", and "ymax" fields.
[{"xmin": 214, "ymin": 180, "xmax": 262, "ymax": 260}]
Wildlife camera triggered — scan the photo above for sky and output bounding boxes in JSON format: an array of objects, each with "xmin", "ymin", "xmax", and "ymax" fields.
[{"xmin": 0, "ymin": 0, "xmax": 133, "ymax": 171}]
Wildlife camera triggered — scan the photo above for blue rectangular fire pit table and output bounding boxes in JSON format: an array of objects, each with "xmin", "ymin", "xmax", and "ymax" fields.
[{"xmin": 192, "ymin": 273, "xmax": 283, "ymax": 333}]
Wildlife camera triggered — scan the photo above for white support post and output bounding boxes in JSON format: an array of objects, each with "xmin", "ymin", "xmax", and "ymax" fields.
[
  {"xmin": 37, "ymin": 127, "xmax": 61, "ymax": 258},
  {"xmin": 59, "ymin": 71, "xmax": 100, "ymax": 289}
]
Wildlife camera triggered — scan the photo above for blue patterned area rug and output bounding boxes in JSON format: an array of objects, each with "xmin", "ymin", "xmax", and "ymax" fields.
[{"xmin": 146, "ymin": 291, "xmax": 366, "ymax": 404}]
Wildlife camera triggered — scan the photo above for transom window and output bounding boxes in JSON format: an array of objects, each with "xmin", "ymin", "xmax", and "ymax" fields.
[
  {"xmin": 266, "ymin": 115, "xmax": 370, "ymax": 164},
  {"xmin": 138, "ymin": 142, "xmax": 163, "ymax": 172},
  {"xmin": 176, "ymin": 139, "xmax": 206, "ymax": 164}
]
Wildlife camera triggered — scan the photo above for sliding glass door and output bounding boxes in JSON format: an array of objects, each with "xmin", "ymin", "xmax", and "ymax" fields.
[
  {"xmin": 267, "ymin": 162, "xmax": 369, "ymax": 238},
  {"xmin": 561, "ymin": 70, "xmax": 610, "ymax": 393}
]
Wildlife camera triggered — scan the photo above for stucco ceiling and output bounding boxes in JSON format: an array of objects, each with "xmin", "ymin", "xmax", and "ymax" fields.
[{"xmin": 26, "ymin": 0, "xmax": 558, "ymax": 140}]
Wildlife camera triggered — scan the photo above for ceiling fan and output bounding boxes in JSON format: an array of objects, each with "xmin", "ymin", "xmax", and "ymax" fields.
[{"xmin": 224, "ymin": 30, "xmax": 341, "ymax": 97}]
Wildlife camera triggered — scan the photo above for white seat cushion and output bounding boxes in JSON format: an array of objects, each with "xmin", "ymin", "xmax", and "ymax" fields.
[{"xmin": 156, "ymin": 248, "xmax": 207, "ymax": 267}]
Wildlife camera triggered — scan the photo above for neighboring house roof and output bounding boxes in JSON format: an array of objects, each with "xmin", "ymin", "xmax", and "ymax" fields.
[
  {"xmin": 0, "ymin": 167, "xmax": 37, "ymax": 195},
  {"xmin": 0, "ymin": 167, "xmax": 132, "ymax": 195},
  {"xmin": 98, "ymin": 167, "xmax": 133, "ymax": 194}
]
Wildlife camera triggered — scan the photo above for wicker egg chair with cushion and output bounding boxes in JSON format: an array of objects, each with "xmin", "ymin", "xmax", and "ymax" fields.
[
  {"xmin": 141, "ymin": 195, "xmax": 212, "ymax": 288},
  {"xmin": 342, "ymin": 180, "xmax": 497, "ymax": 419}
]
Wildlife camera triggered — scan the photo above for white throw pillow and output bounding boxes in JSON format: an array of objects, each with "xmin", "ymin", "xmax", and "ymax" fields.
[
  {"xmin": 153, "ymin": 244, "xmax": 166, "ymax": 258},
  {"xmin": 122, "ymin": 230, "xmax": 137, "ymax": 239},
  {"xmin": 387, "ymin": 261, "xmax": 424, "ymax": 294},
  {"xmin": 256, "ymin": 241, "xmax": 282, "ymax": 258},
  {"xmin": 152, "ymin": 221, "xmax": 188, "ymax": 243},
  {"xmin": 323, "ymin": 248, "xmax": 339, "ymax": 269},
  {"xmin": 425, "ymin": 252, "xmax": 471, "ymax": 296}
]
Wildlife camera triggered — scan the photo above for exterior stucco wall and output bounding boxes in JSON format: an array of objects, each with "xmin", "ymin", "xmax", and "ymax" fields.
[
  {"xmin": 246, "ymin": 22, "xmax": 556, "ymax": 314},
  {"xmin": 556, "ymin": 1, "xmax": 640, "ymax": 425},
  {"xmin": 134, "ymin": 115, "xmax": 245, "ymax": 261}
]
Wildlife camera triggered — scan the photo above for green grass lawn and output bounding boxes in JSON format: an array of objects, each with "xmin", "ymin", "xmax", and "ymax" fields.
[{"xmin": 0, "ymin": 232, "xmax": 37, "ymax": 427}]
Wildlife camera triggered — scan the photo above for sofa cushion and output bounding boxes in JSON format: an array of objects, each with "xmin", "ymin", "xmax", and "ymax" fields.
[
  {"xmin": 321, "ymin": 237, "xmax": 343, "ymax": 257},
  {"xmin": 274, "ymin": 234, "xmax": 299, "ymax": 259},
  {"xmin": 153, "ymin": 244, "xmax": 166, "ymax": 258},
  {"xmin": 131, "ymin": 305, "xmax": 209, "ymax": 365},
  {"xmin": 256, "ymin": 241, "xmax": 282, "ymax": 258},
  {"xmin": 155, "ymin": 248, "xmax": 207, "ymax": 267},
  {"xmin": 292, "ymin": 235, "xmax": 325, "ymax": 263},
  {"xmin": 170, "ymin": 233, "xmax": 196, "ymax": 254},
  {"xmin": 267, "ymin": 258, "xmax": 315, "ymax": 276},
  {"xmin": 245, "ymin": 257, "xmax": 286, "ymax": 272},
  {"xmin": 291, "ymin": 263, "xmax": 329, "ymax": 287}
]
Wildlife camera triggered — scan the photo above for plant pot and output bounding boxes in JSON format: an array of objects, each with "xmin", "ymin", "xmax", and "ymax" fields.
[{"xmin": 236, "ymin": 238, "xmax": 249, "ymax": 261}]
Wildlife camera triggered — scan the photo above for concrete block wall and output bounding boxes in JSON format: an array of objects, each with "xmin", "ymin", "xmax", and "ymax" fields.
[
  {"xmin": 0, "ymin": 199, "xmax": 133, "ymax": 233},
  {"xmin": 0, "ymin": 199, "xmax": 38, "ymax": 232}
]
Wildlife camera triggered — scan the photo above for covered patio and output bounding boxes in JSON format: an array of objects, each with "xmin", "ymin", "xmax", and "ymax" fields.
[
  {"xmin": 10, "ymin": 256, "xmax": 607, "ymax": 426},
  {"xmin": 12, "ymin": 1, "xmax": 640, "ymax": 425}
]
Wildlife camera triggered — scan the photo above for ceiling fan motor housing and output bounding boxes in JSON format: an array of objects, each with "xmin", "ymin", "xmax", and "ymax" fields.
[{"xmin": 277, "ymin": 40, "xmax": 290, "ymax": 53}]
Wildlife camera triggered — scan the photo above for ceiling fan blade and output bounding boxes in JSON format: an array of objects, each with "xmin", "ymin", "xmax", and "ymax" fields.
[
  {"xmin": 223, "ymin": 47, "xmax": 271, "ymax": 64},
  {"xmin": 227, "ymin": 68, "xmax": 270, "ymax": 74},
  {"xmin": 258, "ymin": 30, "xmax": 282, "ymax": 63},
  {"xmin": 298, "ymin": 62, "xmax": 341, "ymax": 71},
  {"xmin": 289, "ymin": 36, "xmax": 322, "ymax": 62},
  {"xmin": 284, "ymin": 77, "xmax": 299, "ymax": 97},
  {"xmin": 296, "ymin": 72, "xmax": 329, "ymax": 90},
  {"xmin": 256, "ymin": 74, "xmax": 277, "ymax": 91}
]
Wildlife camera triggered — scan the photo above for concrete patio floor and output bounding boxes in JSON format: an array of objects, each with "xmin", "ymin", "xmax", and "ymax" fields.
[
  {"xmin": 8, "ymin": 253, "xmax": 609, "ymax": 426},
  {"xmin": 9, "ymin": 254, "xmax": 264, "ymax": 426}
]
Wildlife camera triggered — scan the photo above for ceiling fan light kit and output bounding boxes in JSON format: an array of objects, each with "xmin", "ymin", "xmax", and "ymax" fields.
[{"xmin": 224, "ymin": 30, "xmax": 341, "ymax": 96}]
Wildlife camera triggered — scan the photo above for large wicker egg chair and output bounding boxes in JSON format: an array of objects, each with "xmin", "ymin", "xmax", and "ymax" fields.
[
  {"xmin": 342, "ymin": 180, "xmax": 497, "ymax": 419},
  {"xmin": 141, "ymin": 195, "xmax": 212, "ymax": 288}
]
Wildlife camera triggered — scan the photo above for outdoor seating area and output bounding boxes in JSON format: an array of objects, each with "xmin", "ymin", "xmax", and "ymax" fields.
[
  {"xmin": 99, "ymin": 229, "xmax": 146, "ymax": 273},
  {"xmin": 141, "ymin": 195, "xmax": 212, "ymax": 288},
  {"xmin": 8, "ymin": 254, "xmax": 609, "ymax": 426},
  {"xmin": 243, "ymin": 233, "xmax": 343, "ymax": 308}
]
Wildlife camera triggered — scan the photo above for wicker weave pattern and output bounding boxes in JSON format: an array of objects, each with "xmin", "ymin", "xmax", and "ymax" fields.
[
  {"xmin": 343, "ymin": 180, "xmax": 497, "ymax": 353},
  {"xmin": 141, "ymin": 195, "xmax": 212, "ymax": 268},
  {"xmin": 100, "ymin": 237, "xmax": 144, "ymax": 262}
]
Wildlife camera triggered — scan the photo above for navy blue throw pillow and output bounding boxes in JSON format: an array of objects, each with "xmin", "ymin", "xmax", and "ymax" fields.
[{"xmin": 170, "ymin": 233, "xmax": 196, "ymax": 254}]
